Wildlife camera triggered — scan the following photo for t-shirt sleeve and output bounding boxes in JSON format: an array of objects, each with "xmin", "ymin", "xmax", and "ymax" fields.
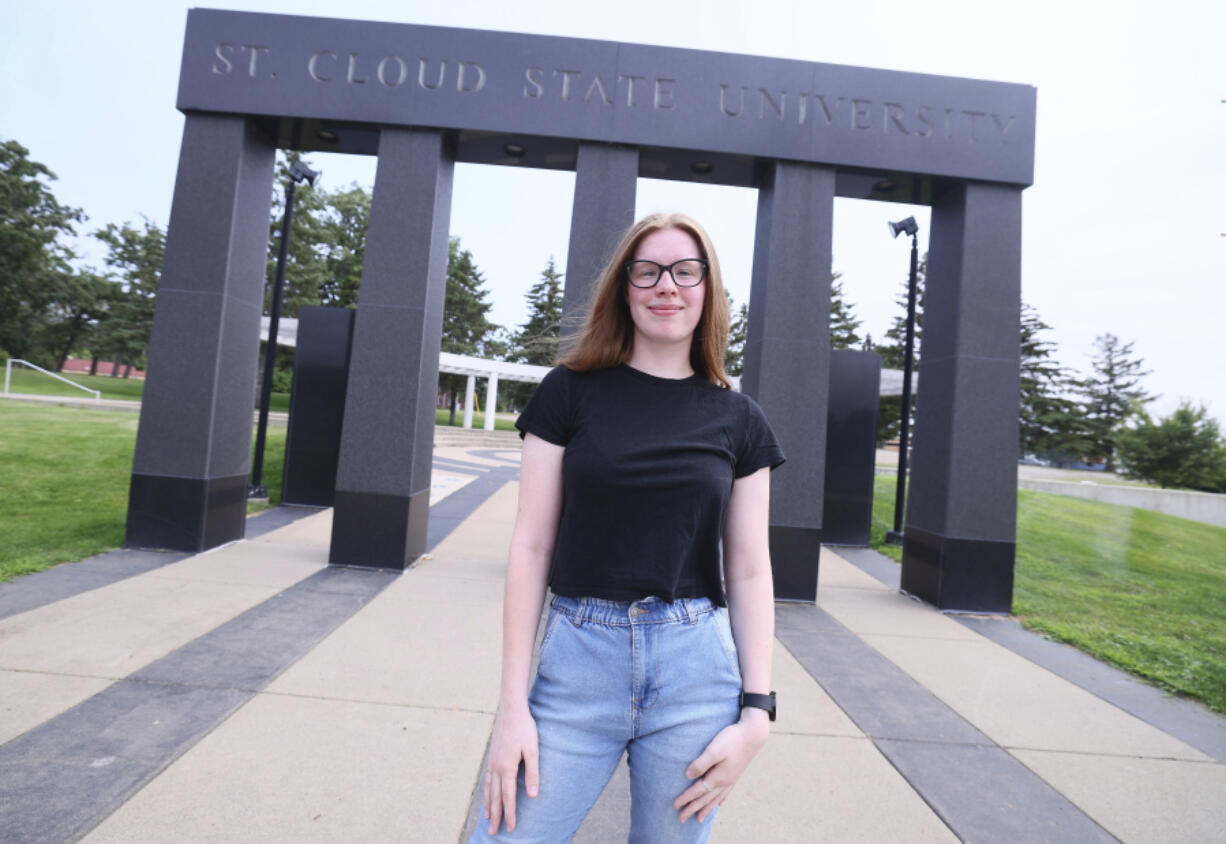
[
  {"xmin": 515, "ymin": 366, "xmax": 572, "ymax": 446},
  {"xmin": 734, "ymin": 396, "xmax": 786, "ymax": 478}
]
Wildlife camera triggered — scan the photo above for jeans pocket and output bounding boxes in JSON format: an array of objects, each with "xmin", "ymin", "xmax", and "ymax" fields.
[
  {"xmin": 536, "ymin": 607, "xmax": 566, "ymax": 668},
  {"xmin": 708, "ymin": 609, "xmax": 741, "ymax": 678}
]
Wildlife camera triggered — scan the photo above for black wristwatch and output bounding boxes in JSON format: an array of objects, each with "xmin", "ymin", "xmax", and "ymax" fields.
[{"xmin": 740, "ymin": 691, "xmax": 776, "ymax": 722}]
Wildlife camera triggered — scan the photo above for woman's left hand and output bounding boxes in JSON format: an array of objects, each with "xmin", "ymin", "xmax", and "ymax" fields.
[{"xmin": 673, "ymin": 710, "xmax": 770, "ymax": 823}]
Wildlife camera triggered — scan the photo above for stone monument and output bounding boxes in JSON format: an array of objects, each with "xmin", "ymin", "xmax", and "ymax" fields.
[{"xmin": 126, "ymin": 9, "xmax": 1035, "ymax": 611}]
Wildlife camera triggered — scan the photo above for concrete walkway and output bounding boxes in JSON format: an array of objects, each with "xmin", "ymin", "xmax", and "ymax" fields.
[{"xmin": 2, "ymin": 446, "xmax": 1225, "ymax": 843}]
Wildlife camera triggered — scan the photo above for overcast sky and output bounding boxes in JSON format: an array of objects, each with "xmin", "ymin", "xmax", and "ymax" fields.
[{"xmin": 5, "ymin": 0, "xmax": 1223, "ymax": 423}]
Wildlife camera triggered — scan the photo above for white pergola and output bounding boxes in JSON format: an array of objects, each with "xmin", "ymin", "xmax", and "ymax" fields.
[
  {"xmin": 262, "ymin": 317, "xmax": 916, "ymax": 430},
  {"xmin": 436, "ymin": 351, "xmax": 549, "ymax": 430}
]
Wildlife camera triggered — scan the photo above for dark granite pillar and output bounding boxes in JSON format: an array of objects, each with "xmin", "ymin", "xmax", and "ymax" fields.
[
  {"xmin": 901, "ymin": 181, "xmax": 1022, "ymax": 612},
  {"xmin": 742, "ymin": 161, "xmax": 835, "ymax": 602},
  {"xmin": 561, "ymin": 143, "xmax": 638, "ymax": 335},
  {"xmin": 329, "ymin": 129, "xmax": 454, "ymax": 569},
  {"xmin": 281, "ymin": 306, "xmax": 356, "ymax": 507},
  {"xmin": 823, "ymin": 350, "xmax": 882, "ymax": 547},
  {"xmin": 125, "ymin": 115, "xmax": 275, "ymax": 551}
]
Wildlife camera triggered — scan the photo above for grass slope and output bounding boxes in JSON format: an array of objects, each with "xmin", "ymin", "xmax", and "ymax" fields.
[
  {"xmin": 1012, "ymin": 489, "xmax": 1226, "ymax": 712},
  {"xmin": 0, "ymin": 404, "xmax": 135, "ymax": 580},
  {"xmin": 3, "ymin": 368, "xmax": 290, "ymax": 412},
  {"xmin": 4, "ymin": 368, "xmax": 146, "ymax": 401},
  {"xmin": 0, "ymin": 402, "xmax": 286, "ymax": 581},
  {"xmin": 869, "ymin": 474, "xmax": 1226, "ymax": 714}
]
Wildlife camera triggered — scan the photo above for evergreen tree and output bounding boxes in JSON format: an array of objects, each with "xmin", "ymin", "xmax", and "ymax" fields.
[
  {"xmin": 725, "ymin": 270, "xmax": 849, "ymax": 378},
  {"xmin": 1018, "ymin": 303, "xmax": 1087, "ymax": 461},
  {"xmin": 515, "ymin": 258, "xmax": 564, "ymax": 366},
  {"xmin": 505, "ymin": 258, "xmax": 564, "ymax": 410},
  {"xmin": 876, "ymin": 254, "xmax": 927, "ymax": 370},
  {"xmin": 443, "ymin": 238, "xmax": 496, "ymax": 355},
  {"xmin": 1079, "ymin": 333, "xmax": 1155, "ymax": 471},
  {"xmin": 724, "ymin": 295, "xmax": 748, "ymax": 377},
  {"xmin": 1116, "ymin": 402, "xmax": 1226, "ymax": 492},
  {"xmin": 93, "ymin": 218, "xmax": 164, "ymax": 373},
  {"xmin": 829, "ymin": 272, "xmax": 862, "ymax": 350},
  {"xmin": 440, "ymin": 237, "xmax": 497, "ymax": 423},
  {"xmin": 481, "ymin": 326, "xmax": 515, "ymax": 363},
  {"xmin": 875, "ymin": 255, "xmax": 926, "ymax": 445},
  {"xmin": 0, "ymin": 139, "xmax": 83, "ymax": 364}
]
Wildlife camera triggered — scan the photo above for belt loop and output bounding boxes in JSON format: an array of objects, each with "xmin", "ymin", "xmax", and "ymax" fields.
[
  {"xmin": 575, "ymin": 597, "xmax": 586, "ymax": 627},
  {"xmin": 683, "ymin": 599, "xmax": 693, "ymax": 625}
]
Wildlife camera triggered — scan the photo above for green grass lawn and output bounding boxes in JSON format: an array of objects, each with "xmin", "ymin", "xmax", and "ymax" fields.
[
  {"xmin": 869, "ymin": 474, "xmax": 1226, "ymax": 714},
  {"xmin": 4, "ymin": 367, "xmax": 147, "ymax": 401},
  {"xmin": 1011, "ymin": 490, "xmax": 1226, "ymax": 714},
  {"xmin": 0, "ymin": 402, "xmax": 286, "ymax": 581},
  {"xmin": 245, "ymin": 426, "xmax": 287, "ymax": 515},
  {"xmin": 434, "ymin": 408, "xmax": 517, "ymax": 431}
]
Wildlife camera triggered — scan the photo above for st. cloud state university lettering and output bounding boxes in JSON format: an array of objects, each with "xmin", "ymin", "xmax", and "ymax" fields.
[{"xmin": 209, "ymin": 43, "xmax": 1015, "ymax": 145}]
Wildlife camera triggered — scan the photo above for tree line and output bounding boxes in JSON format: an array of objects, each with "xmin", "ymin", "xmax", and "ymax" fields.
[
  {"xmin": 4, "ymin": 141, "xmax": 1223, "ymax": 492},
  {"xmin": 0, "ymin": 140, "xmax": 162, "ymax": 377},
  {"xmin": 854, "ymin": 258, "xmax": 1226, "ymax": 492}
]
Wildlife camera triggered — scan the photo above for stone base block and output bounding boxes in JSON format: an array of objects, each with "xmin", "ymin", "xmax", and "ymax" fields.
[
  {"xmin": 900, "ymin": 528, "xmax": 1015, "ymax": 613},
  {"xmin": 329, "ymin": 489, "xmax": 430, "ymax": 570},
  {"xmin": 770, "ymin": 525, "xmax": 822, "ymax": 603},
  {"xmin": 125, "ymin": 473, "xmax": 248, "ymax": 552}
]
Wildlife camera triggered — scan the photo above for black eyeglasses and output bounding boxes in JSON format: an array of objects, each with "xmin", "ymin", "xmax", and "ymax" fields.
[{"xmin": 624, "ymin": 259, "xmax": 709, "ymax": 289}]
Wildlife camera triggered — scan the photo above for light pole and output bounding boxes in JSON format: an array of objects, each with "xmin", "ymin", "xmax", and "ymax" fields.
[
  {"xmin": 885, "ymin": 216, "xmax": 919, "ymax": 545},
  {"xmin": 249, "ymin": 159, "xmax": 320, "ymax": 499}
]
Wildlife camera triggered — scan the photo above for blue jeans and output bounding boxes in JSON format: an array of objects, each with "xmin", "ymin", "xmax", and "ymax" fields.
[{"xmin": 471, "ymin": 595, "xmax": 743, "ymax": 843}]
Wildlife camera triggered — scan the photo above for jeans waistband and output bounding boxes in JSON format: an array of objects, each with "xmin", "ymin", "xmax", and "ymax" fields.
[{"xmin": 550, "ymin": 594, "xmax": 716, "ymax": 626}]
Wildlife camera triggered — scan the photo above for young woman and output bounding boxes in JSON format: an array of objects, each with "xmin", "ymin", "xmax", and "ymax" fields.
[{"xmin": 473, "ymin": 213, "xmax": 784, "ymax": 843}]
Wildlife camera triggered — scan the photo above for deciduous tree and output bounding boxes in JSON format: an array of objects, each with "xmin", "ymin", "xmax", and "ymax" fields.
[
  {"xmin": 1117, "ymin": 402, "xmax": 1226, "ymax": 492},
  {"xmin": 313, "ymin": 184, "xmax": 370, "ymax": 309},
  {"xmin": 261, "ymin": 153, "xmax": 374, "ymax": 317},
  {"xmin": 0, "ymin": 140, "xmax": 83, "ymax": 364},
  {"xmin": 93, "ymin": 218, "xmax": 164, "ymax": 374},
  {"xmin": 46, "ymin": 270, "xmax": 114, "ymax": 371}
]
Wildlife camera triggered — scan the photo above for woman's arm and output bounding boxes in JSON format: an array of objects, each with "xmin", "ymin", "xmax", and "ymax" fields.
[
  {"xmin": 484, "ymin": 433, "xmax": 565, "ymax": 835},
  {"xmin": 674, "ymin": 465, "xmax": 774, "ymax": 823},
  {"xmin": 723, "ymin": 465, "xmax": 775, "ymax": 706}
]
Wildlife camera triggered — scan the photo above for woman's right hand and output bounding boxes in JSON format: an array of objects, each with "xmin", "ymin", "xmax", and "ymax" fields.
[{"xmin": 484, "ymin": 702, "xmax": 540, "ymax": 835}]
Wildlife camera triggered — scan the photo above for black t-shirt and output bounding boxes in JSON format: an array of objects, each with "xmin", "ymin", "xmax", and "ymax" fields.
[{"xmin": 514, "ymin": 363, "xmax": 786, "ymax": 606}]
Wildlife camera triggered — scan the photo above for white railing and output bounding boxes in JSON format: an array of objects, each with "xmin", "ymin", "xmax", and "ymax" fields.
[{"xmin": 3, "ymin": 359, "xmax": 101, "ymax": 403}]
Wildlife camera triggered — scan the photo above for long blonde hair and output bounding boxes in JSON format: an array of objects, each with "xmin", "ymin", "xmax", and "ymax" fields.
[{"xmin": 558, "ymin": 213, "xmax": 731, "ymax": 388}]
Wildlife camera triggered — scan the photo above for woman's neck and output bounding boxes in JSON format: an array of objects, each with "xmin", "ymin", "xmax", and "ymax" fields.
[{"xmin": 626, "ymin": 337, "xmax": 695, "ymax": 380}]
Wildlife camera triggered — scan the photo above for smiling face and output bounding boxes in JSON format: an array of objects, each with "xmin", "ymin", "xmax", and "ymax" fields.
[{"xmin": 624, "ymin": 226, "xmax": 707, "ymax": 355}]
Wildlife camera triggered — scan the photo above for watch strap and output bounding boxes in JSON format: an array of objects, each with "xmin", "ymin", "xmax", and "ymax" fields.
[{"xmin": 740, "ymin": 691, "xmax": 776, "ymax": 722}]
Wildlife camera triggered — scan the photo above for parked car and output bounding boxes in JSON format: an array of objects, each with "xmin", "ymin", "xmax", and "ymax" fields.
[{"xmin": 1019, "ymin": 454, "xmax": 1051, "ymax": 466}]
